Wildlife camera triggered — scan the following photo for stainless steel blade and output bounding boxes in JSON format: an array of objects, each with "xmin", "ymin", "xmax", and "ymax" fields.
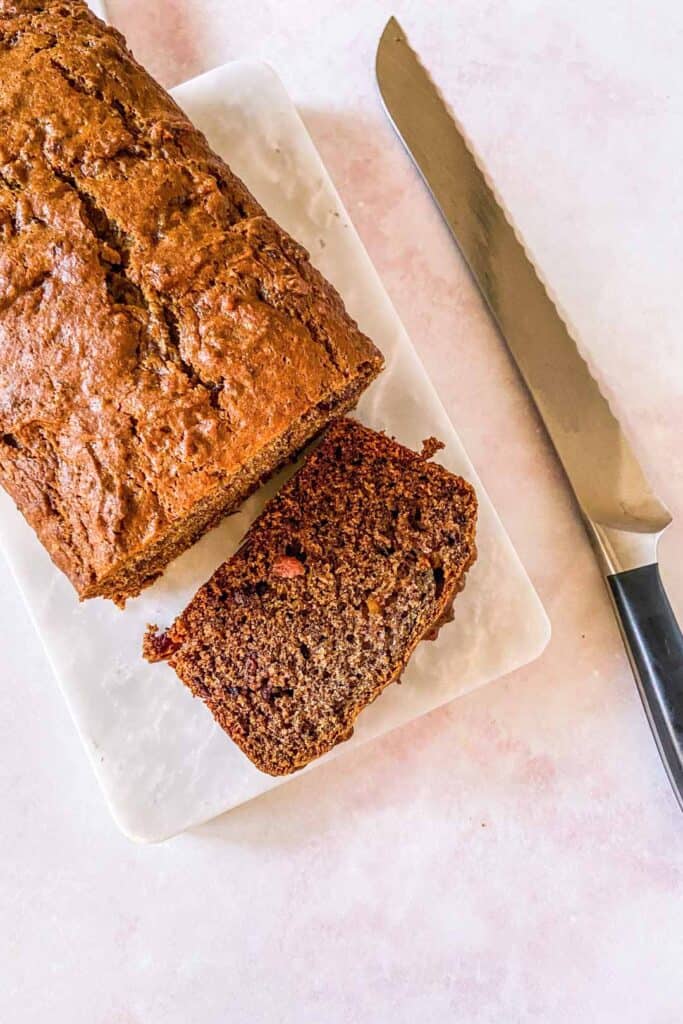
[{"xmin": 376, "ymin": 17, "xmax": 670, "ymax": 572}]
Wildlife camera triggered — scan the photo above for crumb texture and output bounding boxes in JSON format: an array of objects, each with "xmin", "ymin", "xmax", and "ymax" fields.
[
  {"xmin": 0, "ymin": 1, "xmax": 382, "ymax": 601},
  {"xmin": 145, "ymin": 418, "xmax": 478, "ymax": 775}
]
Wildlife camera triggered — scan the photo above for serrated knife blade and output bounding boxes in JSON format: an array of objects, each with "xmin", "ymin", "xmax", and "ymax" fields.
[{"xmin": 376, "ymin": 16, "xmax": 683, "ymax": 808}]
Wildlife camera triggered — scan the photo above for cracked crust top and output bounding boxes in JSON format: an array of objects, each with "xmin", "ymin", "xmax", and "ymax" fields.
[{"xmin": 0, "ymin": 1, "xmax": 382, "ymax": 599}]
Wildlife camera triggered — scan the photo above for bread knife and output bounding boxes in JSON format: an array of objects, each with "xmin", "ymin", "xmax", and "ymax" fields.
[{"xmin": 376, "ymin": 17, "xmax": 683, "ymax": 808}]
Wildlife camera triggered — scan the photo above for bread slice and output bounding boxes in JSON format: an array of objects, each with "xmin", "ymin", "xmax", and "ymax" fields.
[
  {"xmin": 0, "ymin": 2, "xmax": 382, "ymax": 604},
  {"xmin": 144, "ymin": 419, "xmax": 477, "ymax": 775}
]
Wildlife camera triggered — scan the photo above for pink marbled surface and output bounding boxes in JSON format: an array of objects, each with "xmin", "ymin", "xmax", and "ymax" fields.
[{"xmin": 2, "ymin": 1, "xmax": 682, "ymax": 1021}]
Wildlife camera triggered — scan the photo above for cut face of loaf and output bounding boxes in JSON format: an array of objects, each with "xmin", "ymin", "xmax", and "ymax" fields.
[
  {"xmin": 0, "ymin": 1, "xmax": 383, "ymax": 604},
  {"xmin": 144, "ymin": 418, "xmax": 478, "ymax": 776}
]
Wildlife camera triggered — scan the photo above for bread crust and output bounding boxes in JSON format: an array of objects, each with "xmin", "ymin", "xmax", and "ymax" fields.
[{"xmin": 0, "ymin": 2, "xmax": 382, "ymax": 602}]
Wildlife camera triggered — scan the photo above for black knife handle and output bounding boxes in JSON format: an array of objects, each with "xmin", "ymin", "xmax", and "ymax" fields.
[{"xmin": 608, "ymin": 563, "xmax": 683, "ymax": 808}]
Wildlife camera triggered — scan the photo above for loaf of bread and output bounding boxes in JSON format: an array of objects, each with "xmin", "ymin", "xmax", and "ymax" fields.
[
  {"xmin": 0, "ymin": 2, "xmax": 382, "ymax": 603},
  {"xmin": 144, "ymin": 419, "xmax": 478, "ymax": 775}
]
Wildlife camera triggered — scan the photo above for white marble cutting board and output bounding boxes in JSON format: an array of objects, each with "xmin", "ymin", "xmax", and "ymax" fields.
[{"xmin": 0, "ymin": 62, "xmax": 550, "ymax": 842}]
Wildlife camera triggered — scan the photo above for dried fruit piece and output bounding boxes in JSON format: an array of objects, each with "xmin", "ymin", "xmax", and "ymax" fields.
[
  {"xmin": 366, "ymin": 596, "xmax": 382, "ymax": 615},
  {"xmin": 272, "ymin": 555, "xmax": 305, "ymax": 579}
]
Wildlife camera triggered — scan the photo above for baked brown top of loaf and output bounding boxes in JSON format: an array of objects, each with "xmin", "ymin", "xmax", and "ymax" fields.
[
  {"xmin": 144, "ymin": 418, "xmax": 478, "ymax": 776},
  {"xmin": 0, "ymin": 1, "xmax": 382, "ymax": 602}
]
